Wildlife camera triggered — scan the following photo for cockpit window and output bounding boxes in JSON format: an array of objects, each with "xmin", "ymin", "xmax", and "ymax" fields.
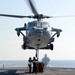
[
  {"xmin": 37, "ymin": 22, "xmax": 42, "ymax": 28},
  {"xmin": 27, "ymin": 21, "xmax": 49, "ymax": 29},
  {"xmin": 28, "ymin": 22, "xmax": 36, "ymax": 28},
  {"xmin": 41, "ymin": 22, "xmax": 49, "ymax": 28}
]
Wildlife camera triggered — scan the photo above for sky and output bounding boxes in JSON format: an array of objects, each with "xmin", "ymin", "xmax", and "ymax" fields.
[{"xmin": 0, "ymin": 0, "xmax": 75, "ymax": 60}]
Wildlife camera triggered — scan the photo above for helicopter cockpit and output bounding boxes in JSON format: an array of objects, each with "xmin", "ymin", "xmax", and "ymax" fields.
[{"xmin": 27, "ymin": 21, "xmax": 50, "ymax": 29}]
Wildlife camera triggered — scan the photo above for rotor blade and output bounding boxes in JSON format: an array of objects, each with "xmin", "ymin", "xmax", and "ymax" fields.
[
  {"xmin": 0, "ymin": 14, "xmax": 33, "ymax": 18},
  {"xmin": 48, "ymin": 15, "xmax": 75, "ymax": 18},
  {"xmin": 28, "ymin": 0, "xmax": 39, "ymax": 15}
]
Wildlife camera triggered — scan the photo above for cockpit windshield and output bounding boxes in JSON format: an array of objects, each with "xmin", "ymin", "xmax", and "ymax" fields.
[
  {"xmin": 41, "ymin": 22, "xmax": 49, "ymax": 28},
  {"xmin": 28, "ymin": 21, "xmax": 49, "ymax": 29}
]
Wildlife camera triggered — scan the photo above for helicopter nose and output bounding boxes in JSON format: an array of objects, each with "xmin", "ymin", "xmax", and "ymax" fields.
[{"xmin": 37, "ymin": 29, "xmax": 43, "ymax": 37}]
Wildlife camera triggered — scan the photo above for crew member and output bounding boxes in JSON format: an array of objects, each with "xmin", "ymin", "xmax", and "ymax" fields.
[
  {"xmin": 28, "ymin": 57, "xmax": 32, "ymax": 73},
  {"xmin": 32, "ymin": 57, "xmax": 38, "ymax": 73}
]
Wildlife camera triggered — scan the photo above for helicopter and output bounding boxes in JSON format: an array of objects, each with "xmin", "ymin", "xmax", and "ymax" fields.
[{"xmin": 0, "ymin": 0, "xmax": 62, "ymax": 59}]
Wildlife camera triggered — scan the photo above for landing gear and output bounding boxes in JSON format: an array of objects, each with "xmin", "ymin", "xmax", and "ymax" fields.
[
  {"xmin": 22, "ymin": 43, "xmax": 27, "ymax": 50},
  {"xmin": 45, "ymin": 44, "xmax": 53, "ymax": 50},
  {"xmin": 50, "ymin": 44, "xmax": 53, "ymax": 50}
]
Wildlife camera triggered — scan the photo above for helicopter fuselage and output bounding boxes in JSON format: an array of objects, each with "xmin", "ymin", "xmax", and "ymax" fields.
[
  {"xmin": 25, "ymin": 21, "xmax": 51, "ymax": 49},
  {"xmin": 15, "ymin": 20, "xmax": 62, "ymax": 50}
]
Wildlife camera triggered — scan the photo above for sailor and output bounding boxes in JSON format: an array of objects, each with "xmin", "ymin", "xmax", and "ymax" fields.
[
  {"xmin": 28, "ymin": 57, "xmax": 32, "ymax": 73},
  {"xmin": 32, "ymin": 57, "xmax": 38, "ymax": 73}
]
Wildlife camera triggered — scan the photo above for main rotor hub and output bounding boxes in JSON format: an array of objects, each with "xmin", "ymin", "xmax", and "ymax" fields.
[{"xmin": 32, "ymin": 14, "xmax": 50, "ymax": 20}]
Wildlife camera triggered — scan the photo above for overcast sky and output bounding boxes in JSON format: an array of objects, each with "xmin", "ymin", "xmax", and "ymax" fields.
[{"xmin": 0, "ymin": 0, "xmax": 75, "ymax": 60}]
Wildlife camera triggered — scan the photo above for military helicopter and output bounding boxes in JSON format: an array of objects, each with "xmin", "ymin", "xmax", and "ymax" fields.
[{"xmin": 0, "ymin": 0, "xmax": 62, "ymax": 59}]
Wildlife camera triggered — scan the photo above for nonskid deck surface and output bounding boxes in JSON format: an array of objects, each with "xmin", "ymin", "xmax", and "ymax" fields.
[{"xmin": 0, "ymin": 67, "xmax": 75, "ymax": 75}]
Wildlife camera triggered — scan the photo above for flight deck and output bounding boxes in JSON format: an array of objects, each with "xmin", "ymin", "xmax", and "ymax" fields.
[{"xmin": 0, "ymin": 67, "xmax": 75, "ymax": 75}]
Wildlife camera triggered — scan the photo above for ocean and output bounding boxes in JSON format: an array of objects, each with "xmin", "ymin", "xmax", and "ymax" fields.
[{"xmin": 0, "ymin": 60, "xmax": 75, "ymax": 68}]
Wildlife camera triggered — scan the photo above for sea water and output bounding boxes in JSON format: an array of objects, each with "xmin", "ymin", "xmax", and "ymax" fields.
[
  {"xmin": 0, "ymin": 60, "xmax": 75, "ymax": 68},
  {"xmin": 49, "ymin": 60, "xmax": 75, "ymax": 68}
]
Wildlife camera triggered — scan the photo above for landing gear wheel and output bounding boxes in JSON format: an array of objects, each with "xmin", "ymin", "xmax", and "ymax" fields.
[
  {"xmin": 22, "ymin": 43, "xmax": 26, "ymax": 50},
  {"xmin": 50, "ymin": 44, "xmax": 53, "ymax": 50}
]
